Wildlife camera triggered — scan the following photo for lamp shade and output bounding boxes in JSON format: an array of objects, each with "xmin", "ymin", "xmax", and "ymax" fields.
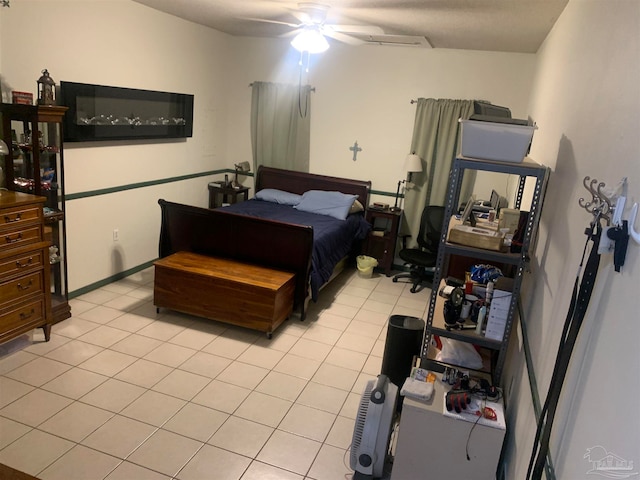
[
  {"xmin": 291, "ymin": 27, "xmax": 329, "ymax": 53},
  {"xmin": 0, "ymin": 139, "xmax": 9, "ymax": 155},
  {"xmin": 235, "ymin": 161, "xmax": 251, "ymax": 172},
  {"xmin": 404, "ymin": 153, "xmax": 422, "ymax": 173}
]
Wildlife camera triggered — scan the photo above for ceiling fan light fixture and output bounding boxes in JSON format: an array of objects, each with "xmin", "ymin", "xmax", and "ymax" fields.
[{"xmin": 291, "ymin": 27, "xmax": 329, "ymax": 53}]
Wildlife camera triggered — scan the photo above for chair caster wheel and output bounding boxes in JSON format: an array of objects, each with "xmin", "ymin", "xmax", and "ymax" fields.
[{"xmin": 392, "ymin": 278, "xmax": 398, "ymax": 283}]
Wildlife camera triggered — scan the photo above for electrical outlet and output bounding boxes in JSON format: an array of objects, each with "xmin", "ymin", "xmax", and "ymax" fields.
[{"xmin": 113, "ymin": 229, "xmax": 119, "ymax": 242}]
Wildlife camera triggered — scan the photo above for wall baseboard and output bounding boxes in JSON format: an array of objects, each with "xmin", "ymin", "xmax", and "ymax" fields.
[{"xmin": 69, "ymin": 259, "xmax": 156, "ymax": 299}]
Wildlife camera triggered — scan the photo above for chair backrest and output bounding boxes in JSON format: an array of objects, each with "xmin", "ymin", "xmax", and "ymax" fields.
[{"xmin": 416, "ymin": 205, "xmax": 445, "ymax": 253}]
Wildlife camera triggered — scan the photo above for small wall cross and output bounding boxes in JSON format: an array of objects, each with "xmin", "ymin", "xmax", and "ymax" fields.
[{"xmin": 349, "ymin": 141, "xmax": 362, "ymax": 161}]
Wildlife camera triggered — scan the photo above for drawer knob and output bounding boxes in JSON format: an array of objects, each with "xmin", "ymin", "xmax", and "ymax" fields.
[
  {"xmin": 19, "ymin": 309, "xmax": 35, "ymax": 320},
  {"xmin": 16, "ymin": 257, "xmax": 34, "ymax": 268},
  {"xmin": 4, "ymin": 214, "xmax": 22, "ymax": 223},
  {"xmin": 17, "ymin": 279, "xmax": 33, "ymax": 291},
  {"xmin": 5, "ymin": 233, "xmax": 23, "ymax": 244}
]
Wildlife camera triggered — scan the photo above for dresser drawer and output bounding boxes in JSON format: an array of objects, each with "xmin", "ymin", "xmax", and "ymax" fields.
[
  {"xmin": 0, "ymin": 204, "xmax": 43, "ymax": 232},
  {"xmin": 0, "ymin": 248, "xmax": 46, "ymax": 278},
  {"xmin": 0, "ymin": 297, "xmax": 46, "ymax": 339},
  {"xmin": 0, "ymin": 225, "xmax": 43, "ymax": 253},
  {"xmin": 0, "ymin": 270, "xmax": 45, "ymax": 307}
]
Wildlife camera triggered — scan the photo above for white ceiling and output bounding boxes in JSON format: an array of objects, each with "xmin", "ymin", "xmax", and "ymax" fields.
[{"xmin": 132, "ymin": 0, "xmax": 569, "ymax": 53}]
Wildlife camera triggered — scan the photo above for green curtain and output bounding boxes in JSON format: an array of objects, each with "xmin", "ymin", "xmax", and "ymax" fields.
[
  {"xmin": 250, "ymin": 82, "xmax": 311, "ymax": 173},
  {"xmin": 403, "ymin": 98, "xmax": 475, "ymax": 247}
]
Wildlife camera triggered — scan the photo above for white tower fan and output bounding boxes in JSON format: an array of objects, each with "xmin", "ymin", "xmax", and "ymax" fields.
[{"xmin": 350, "ymin": 374, "xmax": 398, "ymax": 479}]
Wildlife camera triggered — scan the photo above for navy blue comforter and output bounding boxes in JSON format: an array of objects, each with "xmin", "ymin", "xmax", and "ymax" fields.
[{"xmin": 221, "ymin": 199, "xmax": 371, "ymax": 301}]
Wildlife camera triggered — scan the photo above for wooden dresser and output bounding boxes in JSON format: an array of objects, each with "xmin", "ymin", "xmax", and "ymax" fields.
[{"xmin": 0, "ymin": 192, "xmax": 52, "ymax": 344}]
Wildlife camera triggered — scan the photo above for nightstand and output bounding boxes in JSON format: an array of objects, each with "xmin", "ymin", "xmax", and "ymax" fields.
[
  {"xmin": 208, "ymin": 183, "xmax": 250, "ymax": 209},
  {"xmin": 363, "ymin": 208, "xmax": 402, "ymax": 276}
]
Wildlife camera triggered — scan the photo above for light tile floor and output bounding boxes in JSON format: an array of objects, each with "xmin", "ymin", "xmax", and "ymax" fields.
[{"xmin": 0, "ymin": 267, "xmax": 429, "ymax": 480}]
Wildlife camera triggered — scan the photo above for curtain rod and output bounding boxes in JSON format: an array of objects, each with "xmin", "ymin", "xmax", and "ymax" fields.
[
  {"xmin": 249, "ymin": 82, "xmax": 316, "ymax": 92},
  {"xmin": 410, "ymin": 99, "xmax": 417, "ymax": 104}
]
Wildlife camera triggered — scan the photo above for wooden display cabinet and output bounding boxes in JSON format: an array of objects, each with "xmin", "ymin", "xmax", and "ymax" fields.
[{"xmin": 1, "ymin": 103, "xmax": 71, "ymax": 324}]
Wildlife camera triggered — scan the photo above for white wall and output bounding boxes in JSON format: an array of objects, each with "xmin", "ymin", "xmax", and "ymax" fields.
[
  {"xmin": 503, "ymin": 0, "xmax": 640, "ymax": 477},
  {"xmin": 0, "ymin": 0, "xmax": 232, "ymax": 290},
  {"xmin": 224, "ymin": 37, "xmax": 536, "ymax": 204}
]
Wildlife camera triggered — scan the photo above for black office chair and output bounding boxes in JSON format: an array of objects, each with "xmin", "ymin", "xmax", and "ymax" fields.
[{"xmin": 392, "ymin": 205, "xmax": 445, "ymax": 293}]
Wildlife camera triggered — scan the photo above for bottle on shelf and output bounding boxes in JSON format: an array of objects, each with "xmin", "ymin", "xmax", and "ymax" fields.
[{"xmin": 475, "ymin": 305, "xmax": 487, "ymax": 335}]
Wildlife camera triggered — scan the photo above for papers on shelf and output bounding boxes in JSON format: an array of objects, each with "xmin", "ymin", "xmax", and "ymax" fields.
[
  {"xmin": 401, "ymin": 377, "xmax": 435, "ymax": 402},
  {"xmin": 484, "ymin": 289, "xmax": 513, "ymax": 341}
]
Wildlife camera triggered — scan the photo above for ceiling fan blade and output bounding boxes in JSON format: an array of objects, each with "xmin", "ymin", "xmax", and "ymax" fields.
[
  {"xmin": 243, "ymin": 17, "xmax": 301, "ymax": 28},
  {"xmin": 329, "ymin": 24, "xmax": 384, "ymax": 35},
  {"xmin": 278, "ymin": 27, "xmax": 303, "ymax": 38},
  {"xmin": 323, "ymin": 29, "xmax": 365, "ymax": 46}
]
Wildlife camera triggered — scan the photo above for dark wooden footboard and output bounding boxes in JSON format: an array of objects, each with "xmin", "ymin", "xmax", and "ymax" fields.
[{"xmin": 158, "ymin": 199, "xmax": 313, "ymax": 318}]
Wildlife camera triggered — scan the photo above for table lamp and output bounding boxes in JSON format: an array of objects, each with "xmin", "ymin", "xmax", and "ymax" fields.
[
  {"xmin": 233, "ymin": 161, "xmax": 251, "ymax": 188},
  {"xmin": 391, "ymin": 153, "xmax": 423, "ymax": 212}
]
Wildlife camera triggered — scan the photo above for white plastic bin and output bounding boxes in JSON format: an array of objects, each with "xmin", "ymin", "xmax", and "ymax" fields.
[{"xmin": 459, "ymin": 119, "xmax": 536, "ymax": 163}]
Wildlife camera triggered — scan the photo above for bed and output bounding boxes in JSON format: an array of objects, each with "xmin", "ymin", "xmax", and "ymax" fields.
[{"xmin": 157, "ymin": 166, "xmax": 372, "ymax": 320}]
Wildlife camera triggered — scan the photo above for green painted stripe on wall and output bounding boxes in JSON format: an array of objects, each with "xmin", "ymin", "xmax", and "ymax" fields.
[
  {"xmin": 65, "ymin": 170, "xmax": 399, "ymax": 201},
  {"xmin": 65, "ymin": 169, "xmax": 235, "ymax": 201}
]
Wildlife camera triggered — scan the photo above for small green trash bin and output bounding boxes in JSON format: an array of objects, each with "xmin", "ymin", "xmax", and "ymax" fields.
[{"xmin": 356, "ymin": 255, "xmax": 378, "ymax": 278}]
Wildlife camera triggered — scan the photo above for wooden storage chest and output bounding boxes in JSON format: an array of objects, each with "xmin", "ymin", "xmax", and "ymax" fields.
[{"xmin": 154, "ymin": 251, "xmax": 295, "ymax": 337}]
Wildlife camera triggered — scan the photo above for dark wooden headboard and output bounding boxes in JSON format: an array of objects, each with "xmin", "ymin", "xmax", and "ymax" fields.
[{"xmin": 255, "ymin": 166, "xmax": 371, "ymax": 207}]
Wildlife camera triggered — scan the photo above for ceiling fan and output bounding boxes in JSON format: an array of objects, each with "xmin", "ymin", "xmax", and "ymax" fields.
[{"xmin": 246, "ymin": 2, "xmax": 386, "ymax": 52}]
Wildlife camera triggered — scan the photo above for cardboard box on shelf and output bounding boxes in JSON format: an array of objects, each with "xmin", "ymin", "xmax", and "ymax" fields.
[
  {"xmin": 448, "ymin": 224, "xmax": 506, "ymax": 252},
  {"xmin": 12, "ymin": 91, "xmax": 33, "ymax": 105}
]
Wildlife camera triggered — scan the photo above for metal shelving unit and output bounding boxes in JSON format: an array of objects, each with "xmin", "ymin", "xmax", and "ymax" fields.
[{"xmin": 420, "ymin": 156, "xmax": 550, "ymax": 385}]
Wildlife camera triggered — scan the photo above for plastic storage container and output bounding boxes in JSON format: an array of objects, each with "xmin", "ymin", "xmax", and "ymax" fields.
[{"xmin": 459, "ymin": 118, "xmax": 536, "ymax": 163}]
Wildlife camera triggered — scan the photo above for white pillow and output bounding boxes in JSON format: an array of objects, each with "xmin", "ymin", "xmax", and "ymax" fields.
[
  {"xmin": 294, "ymin": 190, "xmax": 358, "ymax": 220},
  {"xmin": 255, "ymin": 188, "xmax": 302, "ymax": 206}
]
